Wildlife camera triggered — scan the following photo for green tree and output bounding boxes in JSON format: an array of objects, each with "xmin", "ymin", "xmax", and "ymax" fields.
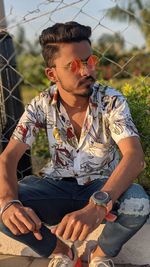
[
  {"xmin": 106, "ymin": 0, "xmax": 150, "ymax": 51},
  {"xmin": 97, "ymin": 32, "xmax": 125, "ymax": 54},
  {"xmin": 14, "ymin": 26, "xmax": 40, "ymax": 56},
  {"xmin": 14, "ymin": 26, "xmax": 26, "ymax": 55}
]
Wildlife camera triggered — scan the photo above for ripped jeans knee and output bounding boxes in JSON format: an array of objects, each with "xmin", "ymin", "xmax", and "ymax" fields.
[
  {"xmin": 98, "ymin": 183, "xmax": 150, "ymax": 257},
  {"xmin": 117, "ymin": 183, "xmax": 150, "ymax": 228}
]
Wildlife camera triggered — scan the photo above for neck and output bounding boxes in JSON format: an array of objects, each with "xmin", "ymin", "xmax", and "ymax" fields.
[
  {"xmin": 57, "ymin": 87, "xmax": 89, "ymax": 111},
  {"xmin": 61, "ymin": 97, "xmax": 89, "ymax": 111}
]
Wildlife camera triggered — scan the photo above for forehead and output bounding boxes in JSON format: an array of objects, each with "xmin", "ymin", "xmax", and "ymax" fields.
[{"xmin": 56, "ymin": 41, "xmax": 92, "ymax": 63}]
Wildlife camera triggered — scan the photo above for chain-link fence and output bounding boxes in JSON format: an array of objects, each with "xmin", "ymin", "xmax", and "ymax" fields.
[{"xmin": 0, "ymin": 0, "xmax": 150, "ymax": 186}]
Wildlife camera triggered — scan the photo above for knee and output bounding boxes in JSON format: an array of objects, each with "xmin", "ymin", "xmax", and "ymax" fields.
[{"xmin": 118, "ymin": 183, "xmax": 150, "ymax": 218}]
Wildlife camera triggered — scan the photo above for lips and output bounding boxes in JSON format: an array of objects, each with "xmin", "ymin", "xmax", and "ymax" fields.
[{"xmin": 79, "ymin": 76, "xmax": 95, "ymax": 86}]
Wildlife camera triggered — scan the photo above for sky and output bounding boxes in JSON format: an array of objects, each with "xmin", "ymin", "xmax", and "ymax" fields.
[{"xmin": 2, "ymin": 0, "xmax": 145, "ymax": 50}]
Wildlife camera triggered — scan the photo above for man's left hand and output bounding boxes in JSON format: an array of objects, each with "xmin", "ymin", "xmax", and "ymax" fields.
[{"xmin": 50, "ymin": 202, "xmax": 106, "ymax": 242}]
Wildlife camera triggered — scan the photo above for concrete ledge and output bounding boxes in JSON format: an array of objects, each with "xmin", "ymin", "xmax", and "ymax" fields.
[
  {"xmin": 0, "ymin": 255, "xmax": 50, "ymax": 267},
  {"xmin": 0, "ymin": 220, "xmax": 150, "ymax": 265}
]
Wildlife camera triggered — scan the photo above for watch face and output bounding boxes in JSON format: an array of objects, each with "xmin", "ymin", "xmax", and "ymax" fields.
[{"xmin": 93, "ymin": 191, "xmax": 109, "ymax": 202}]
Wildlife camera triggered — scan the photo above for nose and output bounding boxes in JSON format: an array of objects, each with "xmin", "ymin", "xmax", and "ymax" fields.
[{"xmin": 79, "ymin": 64, "xmax": 91, "ymax": 76}]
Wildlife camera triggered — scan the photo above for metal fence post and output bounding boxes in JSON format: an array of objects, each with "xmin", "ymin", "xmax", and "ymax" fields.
[{"xmin": 0, "ymin": 31, "xmax": 32, "ymax": 178}]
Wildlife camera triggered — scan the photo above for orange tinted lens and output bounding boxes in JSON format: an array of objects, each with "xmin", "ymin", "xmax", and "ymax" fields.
[
  {"xmin": 70, "ymin": 58, "xmax": 81, "ymax": 73},
  {"xmin": 87, "ymin": 55, "xmax": 99, "ymax": 69}
]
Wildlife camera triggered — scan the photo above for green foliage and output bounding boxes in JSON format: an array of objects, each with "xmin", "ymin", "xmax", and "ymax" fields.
[
  {"xmin": 97, "ymin": 33, "xmax": 125, "ymax": 55},
  {"xmin": 122, "ymin": 79, "xmax": 150, "ymax": 188},
  {"xmin": 14, "ymin": 25, "xmax": 41, "ymax": 56},
  {"xmin": 32, "ymin": 129, "xmax": 49, "ymax": 159},
  {"xmin": 106, "ymin": 0, "xmax": 150, "ymax": 51},
  {"xmin": 102, "ymin": 77, "xmax": 150, "ymax": 188},
  {"xmin": 17, "ymin": 53, "xmax": 49, "ymax": 89}
]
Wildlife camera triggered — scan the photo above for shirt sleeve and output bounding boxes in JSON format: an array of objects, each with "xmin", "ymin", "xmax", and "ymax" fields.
[
  {"xmin": 107, "ymin": 93, "xmax": 139, "ymax": 144},
  {"xmin": 11, "ymin": 94, "xmax": 47, "ymax": 147}
]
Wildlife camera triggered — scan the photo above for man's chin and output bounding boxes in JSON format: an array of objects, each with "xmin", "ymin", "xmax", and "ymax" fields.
[{"xmin": 76, "ymin": 85, "xmax": 93, "ymax": 97}]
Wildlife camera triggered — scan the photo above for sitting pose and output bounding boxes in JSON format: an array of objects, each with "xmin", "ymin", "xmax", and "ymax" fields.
[{"xmin": 0, "ymin": 22, "xmax": 149, "ymax": 267}]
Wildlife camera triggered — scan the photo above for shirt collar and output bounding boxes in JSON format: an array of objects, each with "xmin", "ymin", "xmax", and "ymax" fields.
[
  {"xmin": 51, "ymin": 84, "xmax": 59, "ymax": 106},
  {"xmin": 50, "ymin": 82, "xmax": 100, "ymax": 109}
]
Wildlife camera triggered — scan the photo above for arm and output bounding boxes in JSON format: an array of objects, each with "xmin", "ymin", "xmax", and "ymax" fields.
[
  {"xmin": 0, "ymin": 139, "xmax": 42, "ymax": 240},
  {"xmin": 0, "ymin": 139, "xmax": 28, "ymax": 206},
  {"xmin": 0, "ymin": 93, "xmax": 49, "ymax": 239},
  {"xmin": 101, "ymin": 136, "xmax": 145, "ymax": 203}
]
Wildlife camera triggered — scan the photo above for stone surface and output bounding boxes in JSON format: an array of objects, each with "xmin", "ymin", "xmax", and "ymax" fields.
[
  {"xmin": 0, "ymin": 255, "xmax": 33, "ymax": 267},
  {"xmin": 0, "ymin": 221, "xmax": 150, "ymax": 265},
  {"xmin": 74, "ymin": 223, "xmax": 150, "ymax": 265}
]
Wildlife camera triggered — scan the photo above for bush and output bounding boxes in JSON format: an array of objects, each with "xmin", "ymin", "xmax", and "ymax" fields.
[
  {"xmin": 104, "ymin": 77, "xmax": 150, "ymax": 188},
  {"xmin": 121, "ymin": 78, "xmax": 150, "ymax": 189}
]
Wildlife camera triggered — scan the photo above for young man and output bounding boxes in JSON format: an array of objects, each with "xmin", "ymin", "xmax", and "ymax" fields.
[{"xmin": 0, "ymin": 22, "xmax": 149, "ymax": 267}]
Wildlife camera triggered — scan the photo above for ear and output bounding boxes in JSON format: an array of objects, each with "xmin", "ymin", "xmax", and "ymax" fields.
[{"xmin": 45, "ymin": 67, "xmax": 57, "ymax": 83}]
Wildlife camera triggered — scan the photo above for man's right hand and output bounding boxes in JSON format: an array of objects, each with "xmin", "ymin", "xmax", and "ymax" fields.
[{"xmin": 1, "ymin": 203, "xmax": 42, "ymax": 240}]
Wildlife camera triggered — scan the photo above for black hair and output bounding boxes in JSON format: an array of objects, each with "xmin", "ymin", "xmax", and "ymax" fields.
[{"xmin": 39, "ymin": 21, "xmax": 91, "ymax": 67}]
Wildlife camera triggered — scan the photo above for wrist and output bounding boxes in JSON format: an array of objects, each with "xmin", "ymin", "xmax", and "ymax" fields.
[
  {"xmin": 89, "ymin": 191, "xmax": 113, "ymax": 214},
  {"xmin": 0, "ymin": 199, "xmax": 23, "ymax": 218},
  {"xmin": 0, "ymin": 196, "xmax": 18, "ymax": 208},
  {"xmin": 89, "ymin": 199, "xmax": 107, "ymax": 216}
]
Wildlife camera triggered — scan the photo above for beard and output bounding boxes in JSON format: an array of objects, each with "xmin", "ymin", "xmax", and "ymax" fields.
[{"xmin": 57, "ymin": 75, "xmax": 95, "ymax": 97}]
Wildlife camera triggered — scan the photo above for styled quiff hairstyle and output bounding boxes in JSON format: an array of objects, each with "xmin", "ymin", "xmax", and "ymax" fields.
[{"xmin": 39, "ymin": 21, "xmax": 91, "ymax": 67}]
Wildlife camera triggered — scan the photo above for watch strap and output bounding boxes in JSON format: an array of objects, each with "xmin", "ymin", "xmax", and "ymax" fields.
[{"xmin": 105, "ymin": 212, "xmax": 117, "ymax": 222}]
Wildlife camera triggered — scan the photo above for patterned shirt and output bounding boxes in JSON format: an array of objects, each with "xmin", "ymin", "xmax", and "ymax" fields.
[{"xmin": 12, "ymin": 82, "xmax": 139, "ymax": 185}]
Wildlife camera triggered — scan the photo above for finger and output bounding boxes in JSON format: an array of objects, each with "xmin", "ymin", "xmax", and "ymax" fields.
[
  {"xmin": 62, "ymin": 219, "xmax": 75, "ymax": 240},
  {"xmin": 15, "ymin": 209, "xmax": 37, "ymax": 232},
  {"xmin": 55, "ymin": 217, "xmax": 69, "ymax": 237},
  {"xmin": 9, "ymin": 214, "xmax": 30, "ymax": 234},
  {"xmin": 11, "ymin": 214, "xmax": 42, "ymax": 239},
  {"xmin": 70, "ymin": 222, "xmax": 83, "ymax": 242},
  {"xmin": 33, "ymin": 230, "xmax": 43, "ymax": 240},
  {"xmin": 23, "ymin": 208, "xmax": 42, "ymax": 240},
  {"xmin": 24, "ymin": 207, "xmax": 42, "ymax": 230},
  {"xmin": 9, "ymin": 212, "xmax": 42, "ymax": 240},
  {"xmin": 4, "ymin": 219, "xmax": 22, "ymax": 236},
  {"xmin": 10, "ymin": 214, "xmax": 42, "ymax": 240},
  {"xmin": 78, "ymin": 224, "xmax": 91, "ymax": 241}
]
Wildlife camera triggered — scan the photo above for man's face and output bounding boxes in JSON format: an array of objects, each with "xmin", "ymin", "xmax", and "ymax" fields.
[{"xmin": 47, "ymin": 41, "xmax": 98, "ymax": 97}]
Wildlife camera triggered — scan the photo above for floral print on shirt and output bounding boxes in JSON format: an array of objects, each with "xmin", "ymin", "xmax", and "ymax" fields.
[{"xmin": 12, "ymin": 82, "xmax": 139, "ymax": 185}]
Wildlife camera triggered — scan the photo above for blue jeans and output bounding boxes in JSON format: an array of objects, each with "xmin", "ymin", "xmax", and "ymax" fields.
[{"xmin": 0, "ymin": 175, "xmax": 149, "ymax": 257}]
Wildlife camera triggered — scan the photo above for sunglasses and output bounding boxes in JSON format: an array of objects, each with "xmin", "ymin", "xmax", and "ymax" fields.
[{"xmin": 52, "ymin": 55, "xmax": 99, "ymax": 74}]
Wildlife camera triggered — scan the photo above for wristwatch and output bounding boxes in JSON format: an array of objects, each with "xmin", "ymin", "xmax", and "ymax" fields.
[
  {"xmin": 90, "ymin": 191, "xmax": 117, "ymax": 222},
  {"xmin": 90, "ymin": 191, "xmax": 113, "ymax": 214}
]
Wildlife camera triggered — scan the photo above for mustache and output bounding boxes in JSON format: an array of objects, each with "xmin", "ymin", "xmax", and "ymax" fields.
[{"xmin": 78, "ymin": 76, "xmax": 95, "ymax": 86}]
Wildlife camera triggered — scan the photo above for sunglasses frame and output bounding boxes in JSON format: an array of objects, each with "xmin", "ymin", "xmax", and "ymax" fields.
[
  {"xmin": 70, "ymin": 55, "xmax": 99, "ymax": 73},
  {"xmin": 51, "ymin": 55, "xmax": 99, "ymax": 74}
]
